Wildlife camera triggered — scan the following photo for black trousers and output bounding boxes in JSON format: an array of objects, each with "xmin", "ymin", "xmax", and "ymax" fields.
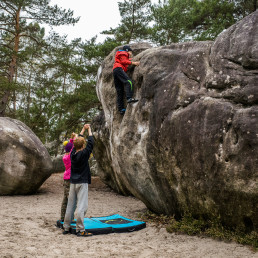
[{"xmin": 113, "ymin": 67, "xmax": 134, "ymax": 111}]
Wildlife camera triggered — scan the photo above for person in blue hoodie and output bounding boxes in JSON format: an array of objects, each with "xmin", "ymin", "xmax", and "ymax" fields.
[{"xmin": 63, "ymin": 124, "xmax": 94, "ymax": 237}]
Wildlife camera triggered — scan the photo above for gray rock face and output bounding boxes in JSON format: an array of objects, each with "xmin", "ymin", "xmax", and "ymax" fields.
[
  {"xmin": 93, "ymin": 11, "xmax": 258, "ymax": 232},
  {"xmin": 0, "ymin": 118, "xmax": 53, "ymax": 195},
  {"xmin": 52, "ymin": 155, "xmax": 65, "ymax": 174}
]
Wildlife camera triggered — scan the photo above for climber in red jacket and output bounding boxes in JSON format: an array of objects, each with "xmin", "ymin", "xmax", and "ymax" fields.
[{"xmin": 113, "ymin": 45, "xmax": 140, "ymax": 115}]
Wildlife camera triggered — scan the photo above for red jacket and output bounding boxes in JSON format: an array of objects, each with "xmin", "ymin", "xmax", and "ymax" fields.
[{"xmin": 113, "ymin": 50, "xmax": 132, "ymax": 72}]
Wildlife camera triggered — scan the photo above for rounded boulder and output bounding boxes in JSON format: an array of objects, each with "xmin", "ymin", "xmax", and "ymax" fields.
[{"xmin": 0, "ymin": 118, "xmax": 53, "ymax": 195}]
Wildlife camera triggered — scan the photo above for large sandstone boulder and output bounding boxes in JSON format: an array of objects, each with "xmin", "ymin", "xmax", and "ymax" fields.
[
  {"xmin": 93, "ymin": 10, "xmax": 258, "ymax": 233},
  {"xmin": 0, "ymin": 118, "xmax": 53, "ymax": 195}
]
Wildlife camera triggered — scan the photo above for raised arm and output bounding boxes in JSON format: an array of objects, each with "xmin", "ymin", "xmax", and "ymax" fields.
[
  {"xmin": 84, "ymin": 124, "xmax": 92, "ymax": 136},
  {"xmin": 81, "ymin": 124, "xmax": 94, "ymax": 157},
  {"xmin": 79, "ymin": 126, "xmax": 86, "ymax": 136},
  {"xmin": 69, "ymin": 132, "xmax": 78, "ymax": 143}
]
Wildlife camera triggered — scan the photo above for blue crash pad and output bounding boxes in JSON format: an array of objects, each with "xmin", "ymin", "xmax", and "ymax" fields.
[
  {"xmin": 56, "ymin": 214, "xmax": 146, "ymax": 235},
  {"xmin": 91, "ymin": 214, "xmax": 146, "ymax": 233}
]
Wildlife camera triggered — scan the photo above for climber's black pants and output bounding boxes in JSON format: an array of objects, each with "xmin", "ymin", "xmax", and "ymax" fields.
[{"xmin": 113, "ymin": 67, "xmax": 133, "ymax": 111}]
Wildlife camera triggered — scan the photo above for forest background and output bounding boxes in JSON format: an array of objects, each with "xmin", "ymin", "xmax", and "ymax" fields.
[{"xmin": 0, "ymin": 0, "xmax": 257, "ymax": 155}]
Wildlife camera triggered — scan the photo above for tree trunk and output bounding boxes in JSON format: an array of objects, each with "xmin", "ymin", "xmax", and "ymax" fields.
[
  {"xmin": 127, "ymin": 1, "xmax": 136, "ymax": 44},
  {"xmin": 0, "ymin": 7, "xmax": 21, "ymax": 116},
  {"xmin": 12, "ymin": 67, "xmax": 18, "ymax": 117},
  {"xmin": 63, "ymin": 73, "xmax": 67, "ymax": 94},
  {"xmin": 26, "ymin": 80, "xmax": 31, "ymax": 122},
  {"xmin": 25, "ymin": 61, "xmax": 34, "ymax": 122}
]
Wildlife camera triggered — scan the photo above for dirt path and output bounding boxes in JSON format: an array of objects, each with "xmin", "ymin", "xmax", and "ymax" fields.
[{"xmin": 0, "ymin": 173, "xmax": 256, "ymax": 258}]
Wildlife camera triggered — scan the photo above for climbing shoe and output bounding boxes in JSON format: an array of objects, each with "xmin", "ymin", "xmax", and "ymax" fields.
[
  {"xmin": 127, "ymin": 98, "xmax": 138, "ymax": 103},
  {"xmin": 63, "ymin": 230, "xmax": 70, "ymax": 235},
  {"xmin": 77, "ymin": 231, "xmax": 93, "ymax": 237},
  {"xmin": 119, "ymin": 108, "xmax": 126, "ymax": 115}
]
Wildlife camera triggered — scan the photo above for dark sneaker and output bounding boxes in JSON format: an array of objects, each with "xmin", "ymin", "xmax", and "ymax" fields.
[
  {"xmin": 56, "ymin": 219, "xmax": 63, "ymax": 228},
  {"xmin": 63, "ymin": 230, "xmax": 70, "ymax": 235},
  {"xmin": 127, "ymin": 98, "xmax": 138, "ymax": 103},
  {"xmin": 77, "ymin": 231, "xmax": 93, "ymax": 237},
  {"xmin": 119, "ymin": 108, "xmax": 126, "ymax": 115}
]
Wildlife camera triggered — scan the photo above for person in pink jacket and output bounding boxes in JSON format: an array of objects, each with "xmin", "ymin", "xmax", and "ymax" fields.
[{"xmin": 60, "ymin": 133, "xmax": 77, "ymax": 221}]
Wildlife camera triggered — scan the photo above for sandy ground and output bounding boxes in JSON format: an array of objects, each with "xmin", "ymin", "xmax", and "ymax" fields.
[{"xmin": 0, "ymin": 173, "xmax": 257, "ymax": 258}]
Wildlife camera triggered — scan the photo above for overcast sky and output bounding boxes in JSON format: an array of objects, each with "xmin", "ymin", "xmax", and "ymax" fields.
[
  {"xmin": 46, "ymin": 0, "xmax": 158, "ymax": 42},
  {"xmin": 45, "ymin": 0, "xmax": 121, "ymax": 42}
]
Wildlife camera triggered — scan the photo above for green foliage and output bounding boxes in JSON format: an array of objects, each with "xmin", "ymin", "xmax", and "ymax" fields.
[
  {"xmin": 139, "ymin": 210, "xmax": 258, "ymax": 249},
  {"xmin": 0, "ymin": 0, "xmax": 79, "ymax": 115},
  {"xmin": 233, "ymin": 0, "xmax": 258, "ymax": 18},
  {"xmin": 186, "ymin": 0, "xmax": 236, "ymax": 41},
  {"xmin": 100, "ymin": 0, "xmax": 256, "ymax": 46},
  {"xmin": 13, "ymin": 35, "xmax": 99, "ymax": 149},
  {"xmin": 150, "ymin": 0, "xmax": 257, "ymax": 44},
  {"xmin": 81, "ymin": 37, "xmax": 121, "ymax": 65},
  {"xmin": 4, "ymin": 32, "xmax": 118, "ymax": 153},
  {"xmin": 2, "ymin": 0, "xmax": 80, "ymax": 26},
  {"xmin": 102, "ymin": 0, "xmax": 152, "ymax": 44},
  {"xmin": 150, "ymin": 0, "xmax": 196, "ymax": 44},
  {"xmin": 0, "ymin": 77, "xmax": 22, "ymax": 92}
]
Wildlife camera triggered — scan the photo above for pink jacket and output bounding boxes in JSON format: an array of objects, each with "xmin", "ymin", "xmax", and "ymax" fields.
[{"xmin": 63, "ymin": 138, "xmax": 74, "ymax": 180}]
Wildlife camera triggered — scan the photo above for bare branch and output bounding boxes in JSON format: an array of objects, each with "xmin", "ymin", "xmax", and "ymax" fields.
[
  {"xmin": 0, "ymin": 3, "xmax": 16, "ymax": 17},
  {"xmin": 16, "ymin": 66, "xmax": 34, "ymax": 77},
  {"xmin": 8, "ymin": 36, "xmax": 15, "ymax": 43},
  {"xmin": 19, "ymin": 17, "xmax": 37, "ymax": 20},
  {"xmin": 19, "ymin": 33, "xmax": 41, "ymax": 45},
  {"xmin": 0, "ymin": 36, "xmax": 15, "ymax": 44},
  {"xmin": 4, "ymin": 70, "xmax": 10, "ymax": 77},
  {"xmin": 2, "ymin": 0, "xmax": 17, "ymax": 13},
  {"xmin": 0, "ymin": 27, "xmax": 15, "ymax": 35},
  {"xmin": 19, "ymin": 16, "xmax": 50, "ymax": 21},
  {"xmin": 0, "ymin": 43, "xmax": 13, "ymax": 50},
  {"xmin": 0, "ymin": 60, "xmax": 9, "ymax": 66},
  {"xmin": 0, "ymin": 16, "xmax": 14, "ymax": 23},
  {"xmin": 0, "ymin": 23, "xmax": 15, "ymax": 26}
]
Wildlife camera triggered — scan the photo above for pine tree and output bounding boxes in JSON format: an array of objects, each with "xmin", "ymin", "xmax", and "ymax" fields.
[
  {"xmin": 0, "ymin": 0, "xmax": 79, "ymax": 116},
  {"xmin": 150, "ymin": 0, "xmax": 257, "ymax": 44},
  {"xmin": 150, "ymin": 0, "xmax": 195, "ymax": 44},
  {"xmin": 101, "ymin": 0, "xmax": 152, "ymax": 44}
]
